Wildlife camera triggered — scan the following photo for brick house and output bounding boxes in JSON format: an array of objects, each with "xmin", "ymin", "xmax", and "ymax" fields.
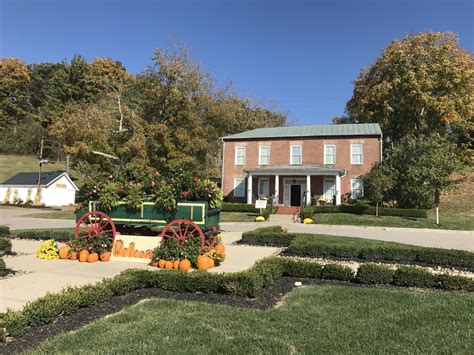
[{"xmin": 221, "ymin": 123, "xmax": 382, "ymax": 207}]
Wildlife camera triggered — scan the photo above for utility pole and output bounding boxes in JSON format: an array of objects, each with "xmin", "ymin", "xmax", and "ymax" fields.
[
  {"xmin": 34, "ymin": 138, "xmax": 47, "ymax": 206},
  {"xmin": 66, "ymin": 154, "xmax": 71, "ymax": 175}
]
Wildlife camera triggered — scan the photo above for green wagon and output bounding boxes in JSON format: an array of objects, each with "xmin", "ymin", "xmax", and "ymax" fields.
[{"xmin": 75, "ymin": 200, "xmax": 220, "ymax": 251}]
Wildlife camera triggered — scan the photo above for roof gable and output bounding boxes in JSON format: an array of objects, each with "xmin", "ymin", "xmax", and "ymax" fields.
[
  {"xmin": 0, "ymin": 172, "xmax": 78, "ymax": 190},
  {"xmin": 223, "ymin": 123, "xmax": 382, "ymax": 140}
]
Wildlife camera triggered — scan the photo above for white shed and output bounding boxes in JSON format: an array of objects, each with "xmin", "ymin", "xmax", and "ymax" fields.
[{"xmin": 0, "ymin": 172, "xmax": 78, "ymax": 207}]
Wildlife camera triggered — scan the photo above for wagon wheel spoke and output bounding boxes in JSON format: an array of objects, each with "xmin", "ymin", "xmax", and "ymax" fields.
[{"xmin": 75, "ymin": 211, "xmax": 116, "ymax": 242}]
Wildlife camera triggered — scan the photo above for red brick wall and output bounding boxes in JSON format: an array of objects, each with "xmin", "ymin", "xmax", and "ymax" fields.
[{"xmin": 222, "ymin": 136, "xmax": 382, "ymax": 203}]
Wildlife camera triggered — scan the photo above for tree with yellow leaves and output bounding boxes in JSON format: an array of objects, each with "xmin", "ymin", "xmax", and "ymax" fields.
[{"xmin": 343, "ymin": 32, "xmax": 473, "ymax": 147}]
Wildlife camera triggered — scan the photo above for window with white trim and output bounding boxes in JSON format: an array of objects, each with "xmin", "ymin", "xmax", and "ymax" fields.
[
  {"xmin": 351, "ymin": 179, "xmax": 364, "ymax": 199},
  {"xmin": 351, "ymin": 144, "xmax": 363, "ymax": 165},
  {"xmin": 290, "ymin": 145, "xmax": 302, "ymax": 165},
  {"xmin": 324, "ymin": 144, "xmax": 336, "ymax": 165},
  {"xmin": 233, "ymin": 177, "xmax": 245, "ymax": 197},
  {"xmin": 258, "ymin": 178, "xmax": 269, "ymax": 197},
  {"xmin": 235, "ymin": 146, "xmax": 246, "ymax": 165},
  {"xmin": 259, "ymin": 146, "xmax": 270, "ymax": 165}
]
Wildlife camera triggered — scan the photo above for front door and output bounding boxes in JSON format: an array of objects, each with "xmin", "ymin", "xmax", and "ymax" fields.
[
  {"xmin": 323, "ymin": 178, "xmax": 335, "ymax": 200},
  {"xmin": 290, "ymin": 185, "xmax": 302, "ymax": 206}
]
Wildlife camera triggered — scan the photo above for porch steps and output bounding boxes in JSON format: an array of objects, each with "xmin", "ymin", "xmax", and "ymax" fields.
[{"xmin": 276, "ymin": 206, "xmax": 299, "ymax": 215}]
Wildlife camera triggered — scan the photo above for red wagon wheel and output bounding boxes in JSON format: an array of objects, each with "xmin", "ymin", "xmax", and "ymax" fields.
[
  {"xmin": 160, "ymin": 219, "xmax": 215, "ymax": 252},
  {"xmin": 75, "ymin": 211, "xmax": 116, "ymax": 242}
]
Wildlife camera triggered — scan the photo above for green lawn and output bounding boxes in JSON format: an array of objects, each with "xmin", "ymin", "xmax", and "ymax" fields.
[
  {"xmin": 0, "ymin": 154, "xmax": 67, "ymax": 183},
  {"xmin": 314, "ymin": 212, "xmax": 474, "ymax": 231},
  {"xmin": 220, "ymin": 211, "xmax": 258, "ymax": 222},
  {"xmin": 21, "ymin": 210, "xmax": 75, "ymax": 220},
  {"xmin": 33, "ymin": 285, "xmax": 474, "ymax": 354}
]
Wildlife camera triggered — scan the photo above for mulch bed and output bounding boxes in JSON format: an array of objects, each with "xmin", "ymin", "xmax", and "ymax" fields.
[{"xmin": 0, "ymin": 277, "xmax": 320, "ymax": 354}]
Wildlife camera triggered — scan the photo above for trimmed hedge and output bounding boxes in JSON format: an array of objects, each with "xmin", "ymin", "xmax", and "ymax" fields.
[
  {"xmin": 221, "ymin": 203, "xmax": 258, "ymax": 213},
  {"xmin": 355, "ymin": 263, "xmax": 395, "ymax": 285},
  {"xmin": 286, "ymin": 234, "xmax": 474, "ymax": 271},
  {"xmin": 11, "ymin": 229, "xmax": 74, "ymax": 242},
  {"xmin": 240, "ymin": 226, "xmax": 297, "ymax": 246},
  {"xmin": 311, "ymin": 205, "xmax": 428, "ymax": 218},
  {"xmin": 0, "ymin": 226, "xmax": 10, "ymax": 237},
  {"xmin": 1, "ymin": 257, "xmax": 472, "ymax": 342},
  {"xmin": 0, "ymin": 238, "xmax": 12, "ymax": 255}
]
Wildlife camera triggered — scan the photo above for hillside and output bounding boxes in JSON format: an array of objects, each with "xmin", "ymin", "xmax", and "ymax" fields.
[
  {"xmin": 439, "ymin": 169, "xmax": 474, "ymax": 218},
  {"xmin": 0, "ymin": 155, "xmax": 67, "ymax": 183}
]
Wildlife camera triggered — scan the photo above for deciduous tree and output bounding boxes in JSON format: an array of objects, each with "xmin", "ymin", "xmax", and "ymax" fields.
[{"xmin": 344, "ymin": 32, "xmax": 474, "ymax": 146}]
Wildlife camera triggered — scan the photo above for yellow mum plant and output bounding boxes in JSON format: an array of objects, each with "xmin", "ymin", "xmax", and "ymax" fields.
[
  {"xmin": 303, "ymin": 218, "xmax": 314, "ymax": 224},
  {"xmin": 36, "ymin": 239, "xmax": 59, "ymax": 260},
  {"xmin": 255, "ymin": 216, "xmax": 266, "ymax": 222}
]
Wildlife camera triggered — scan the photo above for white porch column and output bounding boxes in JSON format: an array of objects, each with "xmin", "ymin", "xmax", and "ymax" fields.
[
  {"xmin": 306, "ymin": 175, "xmax": 311, "ymax": 206},
  {"xmin": 247, "ymin": 175, "xmax": 253, "ymax": 204},
  {"xmin": 335, "ymin": 174, "xmax": 341, "ymax": 205},
  {"xmin": 274, "ymin": 175, "xmax": 279, "ymax": 205}
]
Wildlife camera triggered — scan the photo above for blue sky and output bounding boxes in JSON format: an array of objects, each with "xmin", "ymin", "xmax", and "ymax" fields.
[{"xmin": 1, "ymin": 0, "xmax": 472, "ymax": 125}]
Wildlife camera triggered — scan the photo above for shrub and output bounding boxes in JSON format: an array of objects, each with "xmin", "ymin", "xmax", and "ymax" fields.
[
  {"xmin": 222, "ymin": 271, "xmax": 263, "ymax": 298},
  {"xmin": 0, "ymin": 225, "xmax": 10, "ymax": 237},
  {"xmin": 0, "ymin": 238, "xmax": 12, "ymax": 255},
  {"xmin": 221, "ymin": 202, "xmax": 258, "ymax": 213},
  {"xmin": 240, "ymin": 226, "xmax": 297, "ymax": 246},
  {"xmin": 355, "ymin": 263, "xmax": 395, "ymax": 285},
  {"xmin": 286, "ymin": 234, "xmax": 474, "ymax": 271},
  {"xmin": 12, "ymin": 229, "xmax": 75, "ymax": 242},
  {"xmin": 313, "ymin": 206, "xmax": 339, "ymax": 214},
  {"xmin": 321, "ymin": 264, "xmax": 354, "ymax": 281},
  {"xmin": 392, "ymin": 266, "xmax": 437, "ymax": 288},
  {"xmin": 303, "ymin": 207, "xmax": 314, "ymax": 218},
  {"xmin": 281, "ymin": 258, "xmax": 323, "ymax": 279},
  {"xmin": 0, "ymin": 258, "xmax": 6, "ymax": 271},
  {"xmin": 435, "ymin": 274, "xmax": 474, "ymax": 292}
]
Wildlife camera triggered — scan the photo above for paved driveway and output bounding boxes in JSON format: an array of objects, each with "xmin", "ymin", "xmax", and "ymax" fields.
[{"xmin": 0, "ymin": 207, "xmax": 75, "ymax": 230}]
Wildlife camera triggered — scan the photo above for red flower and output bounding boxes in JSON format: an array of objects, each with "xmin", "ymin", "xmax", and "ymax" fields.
[
  {"xmin": 181, "ymin": 191, "xmax": 189, "ymax": 197},
  {"xmin": 194, "ymin": 178, "xmax": 199, "ymax": 183}
]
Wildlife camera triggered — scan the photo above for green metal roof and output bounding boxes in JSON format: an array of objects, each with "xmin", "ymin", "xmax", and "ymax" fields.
[{"xmin": 223, "ymin": 123, "xmax": 382, "ymax": 140}]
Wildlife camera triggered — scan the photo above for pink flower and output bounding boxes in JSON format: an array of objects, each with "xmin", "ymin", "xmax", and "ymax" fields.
[
  {"xmin": 194, "ymin": 178, "xmax": 199, "ymax": 183},
  {"xmin": 88, "ymin": 246, "xmax": 92, "ymax": 250},
  {"xmin": 151, "ymin": 181, "xmax": 155, "ymax": 187},
  {"xmin": 155, "ymin": 171, "xmax": 160, "ymax": 176}
]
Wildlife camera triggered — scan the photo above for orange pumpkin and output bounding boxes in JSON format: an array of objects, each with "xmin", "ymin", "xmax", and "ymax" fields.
[
  {"xmin": 179, "ymin": 259, "xmax": 191, "ymax": 271},
  {"xmin": 87, "ymin": 253, "xmax": 99, "ymax": 263},
  {"xmin": 69, "ymin": 251, "xmax": 78, "ymax": 260},
  {"xmin": 79, "ymin": 250, "xmax": 89, "ymax": 262},
  {"xmin": 58, "ymin": 245, "xmax": 70, "ymax": 259},
  {"xmin": 158, "ymin": 259, "xmax": 166, "ymax": 268},
  {"xmin": 209, "ymin": 258, "xmax": 215, "ymax": 268},
  {"xmin": 164, "ymin": 260, "xmax": 174, "ymax": 269},
  {"xmin": 214, "ymin": 244, "xmax": 225, "ymax": 255},
  {"xmin": 173, "ymin": 260, "xmax": 179, "ymax": 269},
  {"xmin": 100, "ymin": 252, "xmax": 111, "ymax": 262},
  {"xmin": 197, "ymin": 255, "xmax": 211, "ymax": 271}
]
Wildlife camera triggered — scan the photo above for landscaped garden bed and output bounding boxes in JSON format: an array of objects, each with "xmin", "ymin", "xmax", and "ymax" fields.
[
  {"xmin": 240, "ymin": 226, "xmax": 474, "ymax": 271},
  {"xmin": 7, "ymin": 281, "xmax": 473, "ymax": 354}
]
